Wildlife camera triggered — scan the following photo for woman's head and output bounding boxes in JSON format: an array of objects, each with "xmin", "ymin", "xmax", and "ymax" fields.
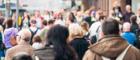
[
  {"xmin": 47, "ymin": 25, "xmax": 69, "ymax": 45},
  {"xmin": 69, "ymin": 23, "xmax": 84, "ymax": 41},
  {"xmin": 47, "ymin": 25, "xmax": 77, "ymax": 60},
  {"xmin": 80, "ymin": 21, "xmax": 89, "ymax": 32},
  {"xmin": 6, "ymin": 18, "xmax": 13, "ymax": 28}
]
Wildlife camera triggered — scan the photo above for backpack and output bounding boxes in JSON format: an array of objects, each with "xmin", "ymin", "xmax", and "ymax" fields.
[
  {"xmin": 102, "ymin": 45, "xmax": 131, "ymax": 60},
  {"xmin": 29, "ymin": 28, "xmax": 38, "ymax": 45}
]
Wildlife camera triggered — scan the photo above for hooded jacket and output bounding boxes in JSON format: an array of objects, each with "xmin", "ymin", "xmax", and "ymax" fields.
[
  {"xmin": 4, "ymin": 28, "xmax": 18, "ymax": 48},
  {"xmin": 83, "ymin": 35, "xmax": 140, "ymax": 60}
]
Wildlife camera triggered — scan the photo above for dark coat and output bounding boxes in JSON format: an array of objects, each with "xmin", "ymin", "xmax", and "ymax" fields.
[
  {"xmin": 70, "ymin": 38, "xmax": 89, "ymax": 60},
  {"xmin": 123, "ymin": 12, "xmax": 135, "ymax": 22},
  {"xmin": 35, "ymin": 45, "xmax": 78, "ymax": 60}
]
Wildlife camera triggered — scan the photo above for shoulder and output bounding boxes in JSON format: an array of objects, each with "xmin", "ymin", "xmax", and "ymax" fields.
[
  {"xmin": 34, "ymin": 46, "xmax": 54, "ymax": 54},
  {"xmin": 83, "ymin": 50, "xmax": 96, "ymax": 60},
  {"xmin": 34, "ymin": 46, "xmax": 55, "ymax": 60},
  {"xmin": 5, "ymin": 47, "xmax": 17, "ymax": 59},
  {"xmin": 125, "ymin": 46, "xmax": 140, "ymax": 59},
  {"xmin": 129, "ymin": 46, "xmax": 140, "ymax": 54}
]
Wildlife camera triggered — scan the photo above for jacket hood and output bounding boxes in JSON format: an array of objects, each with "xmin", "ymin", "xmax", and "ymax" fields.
[
  {"xmin": 89, "ymin": 35, "xmax": 129, "ymax": 58},
  {"xmin": 4, "ymin": 28, "xmax": 17, "ymax": 36}
]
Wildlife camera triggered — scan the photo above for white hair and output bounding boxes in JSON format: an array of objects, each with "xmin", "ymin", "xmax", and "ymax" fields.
[
  {"xmin": 123, "ymin": 22, "xmax": 131, "ymax": 32},
  {"xmin": 18, "ymin": 28, "xmax": 31, "ymax": 42}
]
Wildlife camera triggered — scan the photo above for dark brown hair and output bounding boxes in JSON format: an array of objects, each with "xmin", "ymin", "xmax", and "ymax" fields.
[{"xmin": 6, "ymin": 18, "xmax": 13, "ymax": 28}]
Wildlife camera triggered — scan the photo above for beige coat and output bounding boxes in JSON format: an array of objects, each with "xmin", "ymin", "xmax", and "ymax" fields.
[
  {"xmin": 83, "ymin": 35, "xmax": 140, "ymax": 60},
  {"xmin": 5, "ymin": 44, "xmax": 34, "ymax": 60}
]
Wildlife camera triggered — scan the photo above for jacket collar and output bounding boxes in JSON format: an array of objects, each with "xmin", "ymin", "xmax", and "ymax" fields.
[{"xmin": 89, "ymin": 35, "xmax": 129, "ymax": 58}]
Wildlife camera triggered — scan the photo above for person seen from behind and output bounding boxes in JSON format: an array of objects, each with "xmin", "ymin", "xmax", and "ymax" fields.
[
  {"xmin": 83, "ymin": 18, "xmax": 140, "ymax": 60},
  {"xmin": 68, "ymin": 23, "xmax": 89, "ymax": 60},
  {"xmin": 34, "ymin": 25, "xmax": 78, "ymax": 60}
]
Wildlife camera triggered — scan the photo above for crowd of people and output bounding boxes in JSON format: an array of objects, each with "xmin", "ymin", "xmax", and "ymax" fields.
[{"xmin": 0, "ymin": 4, "xmax": 140, "ymax": 60}]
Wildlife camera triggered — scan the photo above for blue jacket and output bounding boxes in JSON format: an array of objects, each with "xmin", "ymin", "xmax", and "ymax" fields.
[{"xmin": 121, "ymin": 32, "xmax": 137, "ymax": 45}]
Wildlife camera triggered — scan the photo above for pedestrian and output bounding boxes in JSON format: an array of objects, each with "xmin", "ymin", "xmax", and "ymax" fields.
[
  {"xmin": 68, "ymin": 23, "xmax": 89, "ymax": 60},
  {"xmin": 121, "ymin": 22, "xmax": 137, "ymax": 46},
  {"xmin": 34, "ymin": 25, "xmax": 78, "ymax": 60},
  {"xmin": 0, "ymin": 17, "xmax": 5, "ymax": 58},
  {"xmin": 21, "ymin": 11, "xmax": 30, "ymax": 28},
  {"xmin": 28, "ymin": 17, "xmax": 40, "ymax": 45},
  {"xmin": 88, "ymin": 10, "xmax": 105, "ymax": 43},
  {"xmin": 123, "ymin": 5, "xmax": 135, "ymax": 22},
  {"xmin": 83, "ymin": 18, "xmax": 140, "ymax": 60},
  {"xmin": 5, "ymin": 29, "xmax": 34, "ymax": 60},
  {"xmin": 130, "ymin": 15, "xmax": 139, "ymax": 34},
  {"xmin": 3, "ymin": 18, "xmax": 18, "ymax": 48}
]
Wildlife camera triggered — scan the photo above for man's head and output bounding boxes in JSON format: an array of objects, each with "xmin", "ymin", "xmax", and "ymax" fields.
[
  {"xmin": 125, "ymin": 5, "xmax": 131, "ymax": 13},
  {"xmin": 122, "ymin": 22, "xmax": 131, "ymax": 32},
  {"xmin": 16, "ymin": 29, "xmax": 31, "ymax": 44},
  {"xmin": 101, "ymin": 18, "xmax": 120, "ymax": 35}
]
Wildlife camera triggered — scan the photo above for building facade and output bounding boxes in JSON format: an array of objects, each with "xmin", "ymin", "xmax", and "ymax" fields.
[{"xmin": 93, "ymin": 0, "xmax": 133, "ymax": 15}]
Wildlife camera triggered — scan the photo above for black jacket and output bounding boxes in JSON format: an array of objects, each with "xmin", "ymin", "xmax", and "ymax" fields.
[{"xmin": 70, "ymin": 37, "xmax": 89, "ymax": 60}]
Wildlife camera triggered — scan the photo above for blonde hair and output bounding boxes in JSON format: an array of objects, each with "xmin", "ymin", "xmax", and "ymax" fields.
[
  {"xmin": 123, "ymin": 22, "xmax": 131, "ymax": 32},
  {"xmin": 80, "ymin": 21, "xmax": 89, "ymax": 33},
  {"xmin": 68, "ymin": 23, "xmax": 84, "ymax": 41}
]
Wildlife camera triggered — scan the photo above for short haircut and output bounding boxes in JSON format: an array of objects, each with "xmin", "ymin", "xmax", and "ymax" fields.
[
  {"xmin": 18, "ymin": 29, "xmax": 31, "ymax": 42},
  {"xmin": 130, "ymin": 15, "xmax": 137, "ymax": 24},
  {"xmin": 12, "ymin": 54, "xmax": 32, "ymax": 60},
  {"xmin": 102, "ymin": 18, "xmax": 119, "ymax": 35}
]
